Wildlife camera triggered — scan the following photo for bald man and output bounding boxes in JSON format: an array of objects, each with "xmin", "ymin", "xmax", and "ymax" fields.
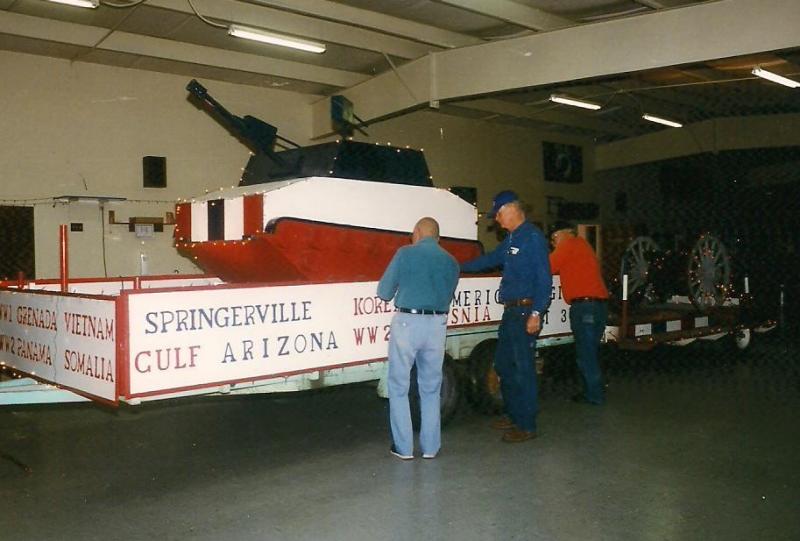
[{"xmin": 378, "ymin": 217, "xmax": 460, "ymax": 460}]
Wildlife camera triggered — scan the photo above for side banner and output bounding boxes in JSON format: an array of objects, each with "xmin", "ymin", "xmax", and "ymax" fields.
[
  {"xmin": 0, "ymin": 291, "xmax": 116, "ymax": 401},
  {"xmin": 126, "ymin": 276, "xmax": 568, "ymax": 397}
]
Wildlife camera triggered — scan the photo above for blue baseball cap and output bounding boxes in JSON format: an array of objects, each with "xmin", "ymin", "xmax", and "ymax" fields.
[{"xmin": 487, "ymin": 190, "xmax": 518, "ymax": 218}]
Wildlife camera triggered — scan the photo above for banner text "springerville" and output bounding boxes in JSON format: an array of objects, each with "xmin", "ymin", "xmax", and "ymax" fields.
[{"xmin": 144, "ymin": 302, "xmax": 312, "ymax": 334}]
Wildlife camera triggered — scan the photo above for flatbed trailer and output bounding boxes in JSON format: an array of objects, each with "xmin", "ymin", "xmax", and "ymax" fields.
[
  {"xmin": 605, "ymin": 295, "xmax": 776, "ymax": 351},
  {"xmin": 0, "ymin": 274, "xmax": 573, "ymax": 414},
  {"xmin": 0, "ymin": 274, "xmax": 775, "ymax": 413}
]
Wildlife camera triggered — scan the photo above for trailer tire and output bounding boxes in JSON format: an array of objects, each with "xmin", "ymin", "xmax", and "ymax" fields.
[
  {"xmin": 439, "ymin": 356, "xmax": 461, "ymax": 426},
  {"xmin": 467, "ymin": 339, "xmax": 504, "ymax": 415},
  {"xmin": 409, "ymin": 355, "xmax": 461, "ymax": 429},
  {"xmin": 730, "ymin": 328, "xmax": 753, "ymax": 353}
]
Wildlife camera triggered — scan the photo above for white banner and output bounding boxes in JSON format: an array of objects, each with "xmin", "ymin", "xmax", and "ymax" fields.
[
  {"xmin": 0, "ymin": 291, "xmax": 116, "ymax": 401},
  {"xmin": 126, "ymin": 276, "xmax": 569, "ymax": 397}
]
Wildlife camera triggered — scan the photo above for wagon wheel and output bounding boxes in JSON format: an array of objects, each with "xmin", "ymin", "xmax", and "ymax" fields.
[
  {"xmin": 686, "ymin": 233, "xmax": 731, "ymax": 311},
  {"xmin": 620, "ymin": 236, "xmax": 662, "ymax": 305}
]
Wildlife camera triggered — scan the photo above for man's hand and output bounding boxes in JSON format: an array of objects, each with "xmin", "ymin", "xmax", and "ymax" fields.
[{"xmin": 526, "ymin": 312, "xmax": 541, "ymax": 334}]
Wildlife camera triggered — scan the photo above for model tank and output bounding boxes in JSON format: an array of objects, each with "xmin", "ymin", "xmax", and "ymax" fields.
[{"xmin": 175, "ymin": 80, "xmax": 481, "ymax": 283}]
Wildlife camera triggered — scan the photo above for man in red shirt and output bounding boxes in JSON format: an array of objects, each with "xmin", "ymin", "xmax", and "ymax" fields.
[{"xmin": 549, "ymin": 221, "xmax": 609, "ymax": 405}]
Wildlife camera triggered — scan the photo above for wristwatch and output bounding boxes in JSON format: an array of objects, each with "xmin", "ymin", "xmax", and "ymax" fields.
[{"xmin": 530, "ymin": 311, "xmax": 540, "ymax": 318}]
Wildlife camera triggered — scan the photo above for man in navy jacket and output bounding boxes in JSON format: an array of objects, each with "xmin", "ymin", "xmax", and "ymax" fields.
[{"xmin": 461, "ymin": 191, "xmax": 552, "ymax": 442}]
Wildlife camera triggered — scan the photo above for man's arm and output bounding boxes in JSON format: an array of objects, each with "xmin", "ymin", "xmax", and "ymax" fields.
[
  {"xmin": 460, "ymin": 239, "xmax": 506, "ymax": 273},
  {"xmin": 447, "ymin": 256, "xmax": 461, "ymax": 299},
  {"xmin": 524, "ymin": 235, "xmax": 552, "ymax": 334},
  {"xmin": 531, "ymin": 233, "xmax": 553, "ymax": 316},
  {"xmin": 549, "ymin": 244, "xmax": 565, "ymax": 275},
  {"xmin": 377, "ymin": 252, "xmax": 402, "ymax": 301}
]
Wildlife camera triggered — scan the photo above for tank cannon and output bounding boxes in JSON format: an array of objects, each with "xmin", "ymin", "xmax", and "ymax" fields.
[{"xmin": 186, "ymin": 79, "xmax": 301, "ymax": 169}]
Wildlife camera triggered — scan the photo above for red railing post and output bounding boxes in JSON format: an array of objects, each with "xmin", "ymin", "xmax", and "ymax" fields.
[{"xmin": 59, "ymin": 224, "xmax": 69, "ymax": 293}]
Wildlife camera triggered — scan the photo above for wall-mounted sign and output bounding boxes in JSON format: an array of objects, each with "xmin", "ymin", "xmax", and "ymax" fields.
[{"xmin": 543, "ymin": 142, "xmax": 583, "ymax": 183}]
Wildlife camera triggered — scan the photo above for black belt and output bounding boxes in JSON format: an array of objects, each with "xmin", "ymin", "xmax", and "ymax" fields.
[
  {"xmin": 503, "ymin": 298, "xmax": 533, "ymax": 308},
  {"xmin": 398, "ymin": 307, "xmax": 448, "ymax": 315},
  {"xmin": 571, "ymin": 297, "xmax": 606, "ymax": 303}
]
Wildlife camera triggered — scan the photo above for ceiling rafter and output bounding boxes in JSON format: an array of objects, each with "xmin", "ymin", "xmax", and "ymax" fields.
[
  {"xmin": 589, "ymin": 81, "xmax": 709, "ymax": 115},
  {"xmin": 144, "ymin": 0, "xmax": 439, "ymax": 60},
  {"xmin": 240, "ymin": 0, "xmax": 483, "ymax": 48},
  {"xmin": 311, "ymin": 0, "xmax": 800, "ymax": 137},
  {"xmin": 631, "ymin": 0, "xmax": 666, "ymax": 9},
  {"xmin": 435, "ymin": 0, "xmax": 573, "ymax": 31},
  {"xmin": 0, "ymin": 10, "xmax": 367, "ymax": 88},
  {"xmin": 2, "ymin": 0, "xmax": 798, "ymax": 145},
  {"xmin": 454, "ymin": 98, "xmax": 639, "ymax": 137}
]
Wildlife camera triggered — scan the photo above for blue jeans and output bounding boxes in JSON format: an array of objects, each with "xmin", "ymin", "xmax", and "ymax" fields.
[
  {"xmin": 387, "ymin": 312, "xmax": 448, "ymax": 457},
  {"xmin": 569, "ymin": 300, "xmax": 608, "ymax": 404},
  {"xmin": 495, "ymin": 306, "xmax": 538, "ymax": 432}
]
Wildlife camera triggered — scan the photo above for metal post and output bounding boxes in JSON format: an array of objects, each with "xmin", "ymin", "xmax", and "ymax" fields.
[
  {"xmin": 59, "ymin": 224, "xmax": 69, "ymax": 293},
  {"xmin": 620, "ymin": 274, "xmax": 629, "ymax": 340},
  {"xmin": 779, "ymin": 283, "xmax": 785, "ymax": 341},
  {"xmin": 16, "ymin": 271, "xmax": 25, "ymax": 290}
]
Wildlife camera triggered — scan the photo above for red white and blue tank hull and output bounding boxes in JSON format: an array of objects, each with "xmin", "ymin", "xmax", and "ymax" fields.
[{"xmin": 175, "ymin": 176, "xmax": 482, "ymax": 283}]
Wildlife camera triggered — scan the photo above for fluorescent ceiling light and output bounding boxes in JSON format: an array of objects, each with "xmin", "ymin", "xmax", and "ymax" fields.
[
  {"xmin": 228, "ymin": 24, "xmax": 326, "ymax": 54},
  {"xmin": 46, "ymin": 0, "xmax": 98, "ymax": 7},
  {"xmin": 549, "ymin": 94, "xmax": 601, "ymax": 110},
  {"xmin": 642, "ymin": 113, "xmax": 683, "ymax": 128},
  {"xmin": 751, "ymin": 67, "xmax": 800, "ymax": 88}
]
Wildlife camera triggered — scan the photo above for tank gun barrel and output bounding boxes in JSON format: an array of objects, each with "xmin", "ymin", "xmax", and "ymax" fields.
[{"xmin": 186, "ymin": 79, "xmax": 282, "ymax": 156}]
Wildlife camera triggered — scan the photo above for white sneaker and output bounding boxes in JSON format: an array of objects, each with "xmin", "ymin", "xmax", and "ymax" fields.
[
  {"xmin": 422, "ymin": 452, "xmax": 437, "ymax": 459},
  {"xmin": 390, "ymin": 446, "xmax": 413, "ymax": 460}
]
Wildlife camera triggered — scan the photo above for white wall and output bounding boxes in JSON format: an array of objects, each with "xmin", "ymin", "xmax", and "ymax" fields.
[
  {"xmin": 366, "ymin": 111, "xmax": 596, "ymax": 249},
  {"xmin": 0, "ymin": 51, "xmax": 316, "ymax": 279}
]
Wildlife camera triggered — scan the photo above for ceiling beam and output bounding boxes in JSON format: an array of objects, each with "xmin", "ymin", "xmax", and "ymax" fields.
[
  {"xmin": 631, "ymin": 0, "xmax": 666, "ymax": 9},
  {"xmin": 241, "ymin": 0, "xmax": 483, "ymax": 48},
  {"xmin": 0, "ymin": 10, "xmax": 367, "ymax": 88},
  {"xmin": 146, "ymin": 0, "xmax": 438, "ymax": 60},
  {"xmin": 454, "ymin": 98, "xmax": 638, "ymax": 137},
  {"xmin": 0, "ymin": 9, "xmax": 107, "ymax": 46},
  {"xmin": 312, "ymin": 0, "xmax": 800, "ymax": 137},
  {"xmin": 592, "ymin": 82, "xmax": 709, "ymax": 116},
  {"xmin": 102, "ymin": 32, "xmax": 367, "ymax": 87},
  {"xmin": 435, "ymin": 0, "xmax": 573, "ymax": 31},
  {"xmin": 596, "ymin": 113, "xmax": 800, "ymax": 170}
]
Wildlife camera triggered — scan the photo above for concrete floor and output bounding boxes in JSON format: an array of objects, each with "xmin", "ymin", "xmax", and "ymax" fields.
[{"xmin": 1, "ymin": 333, "xmax": 798, "ymax": 541}]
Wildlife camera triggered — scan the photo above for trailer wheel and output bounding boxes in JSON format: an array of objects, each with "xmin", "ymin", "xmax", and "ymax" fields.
[
  {"xmin": 439, "ymin": 356, "xmax": 461, "ymax": 425},
  {"xmin": 687, "ymin": 233, "xmax": 731, "ymax": 311},
  {"xmin": 467, "ymin": 339, "xmax": 504, "ymax": 414},
  {"xmin": 409, "ymin": 355, "xmax": 461, "ymax": 428},
  {"xmin": 731, "ymin": 328, "xmax": 752, "ymax": 352}
]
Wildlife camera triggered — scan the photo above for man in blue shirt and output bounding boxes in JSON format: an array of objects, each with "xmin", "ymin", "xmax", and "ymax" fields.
[
  {"xmin": 378, "ymin": 217, "xmax": 460, "ymax": 460},
  {"xmin": 461, "ymin": 191, "xmax": 552, "ymax": 442}
]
